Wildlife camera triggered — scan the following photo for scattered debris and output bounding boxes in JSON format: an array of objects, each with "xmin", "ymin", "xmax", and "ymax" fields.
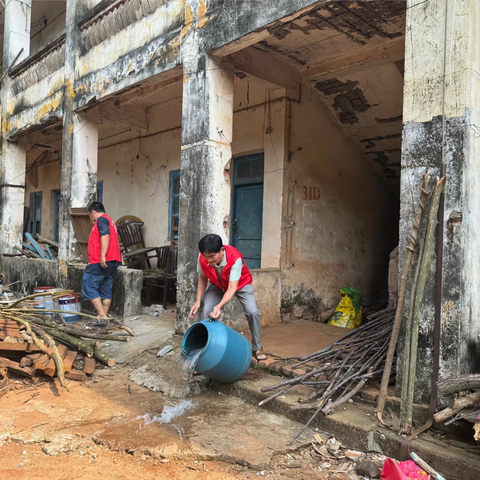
[
  {"xmin": 367, "ymin": 430, "xmax": 383, "ymax": 454},
  {"xmin": 273, "ymin": 434, "xmax": 386, "ymax": 479},
  {"xmin": 345, "ymin": 450, "xmax": 363, "ymax": 461},
  {"xmin": 15, "ymin": 233, "xmax": 59, "ymax": 261},
  {"xmin": 356, "ymin": 459, "xmax": 381, "ymax": 478},
  {"xmin": 326, "ymin": 437, "xmax": 341, "ymax": 455},
  {"xmin": 157, "ymin": 345, "xmax": 173, "ymax": 358},
  {"xmin": 143, "ymin": 304, "xmax": 167, "ymax": 317},
  {"xmin": 410, "ymin": 452, "xmax": 446, "ymax": 480},
  {"xmin": 433, "ymin": 373, "xmax": 480, "ymax": 440}
]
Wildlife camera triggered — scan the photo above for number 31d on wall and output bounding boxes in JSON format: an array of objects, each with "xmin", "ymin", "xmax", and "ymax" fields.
[{"xmin": 302, "ymin": 186, "xmax": 321, "ymax": 200}]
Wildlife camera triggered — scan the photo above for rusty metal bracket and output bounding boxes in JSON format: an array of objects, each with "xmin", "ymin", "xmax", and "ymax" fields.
[{"xmin": 0, "ymin": 184, "xmax": 26, "ymax": 189}]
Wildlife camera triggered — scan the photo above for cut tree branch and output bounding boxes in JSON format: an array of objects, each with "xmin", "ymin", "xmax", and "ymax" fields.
[{"xmin": 377, "ymin": 173, "xmax": 431, "ymax": 423}]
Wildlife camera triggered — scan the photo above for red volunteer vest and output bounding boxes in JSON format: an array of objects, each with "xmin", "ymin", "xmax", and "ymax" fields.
[
  {"xmin": 199, "ymin": 245, "xmax": 252, "ymax": 292},
  {"xmin": 88, "ymin": 214, "xmax": 122, "ymax": 264}
]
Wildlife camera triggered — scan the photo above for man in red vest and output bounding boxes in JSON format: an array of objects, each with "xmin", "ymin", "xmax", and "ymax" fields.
[
  {"xmin": 81, "ymin": 202, "xmax": 122, "ymax": 319},
  {"xmin": 190, "ymin": 233, "xmax": 267, "ymax": 361}
]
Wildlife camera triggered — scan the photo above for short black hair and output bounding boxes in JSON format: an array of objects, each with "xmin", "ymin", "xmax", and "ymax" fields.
[
  {"xmin": 198, "ymin": 234, "xmax": 223, "ymax": 253},
  {"xmin": 87, "ymin": 201, "xmax": 106, "ymax": 214}
]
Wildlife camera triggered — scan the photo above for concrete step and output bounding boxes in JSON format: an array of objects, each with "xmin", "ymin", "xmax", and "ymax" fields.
[{"xmin": 213, "ymin": 368, "xmax": 480, "ymax": 480}]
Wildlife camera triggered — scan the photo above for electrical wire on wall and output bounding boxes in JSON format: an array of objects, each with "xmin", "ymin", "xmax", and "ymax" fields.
[{"xmin": 137, "ymin": 135, "xmax": 168, "ymax": 199}]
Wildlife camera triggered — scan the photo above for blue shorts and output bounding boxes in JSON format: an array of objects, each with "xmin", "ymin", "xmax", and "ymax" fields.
[{"xmin": 82, "ymin": 272, "xmax": 114, "ymax": 301}]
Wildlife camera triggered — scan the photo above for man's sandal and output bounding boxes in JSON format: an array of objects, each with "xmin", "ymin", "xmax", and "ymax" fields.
[{"xmin": 253, "ymin": 349, "xmax": 267, "ymax": 361}]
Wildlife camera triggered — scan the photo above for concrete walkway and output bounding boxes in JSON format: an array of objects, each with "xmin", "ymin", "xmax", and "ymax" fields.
[
  {"xmin": 100, "ymin": 311, "xmax": 176, "ymax": 364},
  {"xmin": 98, "ymin": 316, "xmax": 480, "ymax": 479},
  {"xmin": 245, "ymin": 320, "xmax": 348, "ymax": 358}
]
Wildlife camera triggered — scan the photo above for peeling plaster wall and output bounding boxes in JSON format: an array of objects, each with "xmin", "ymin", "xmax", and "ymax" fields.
[
  {"xmin": 281, "ymin": 83, "xmax": 398, "ymax": 318},
  {"xmin": 7, "ymin": 78, "xmax": 65, "ymax": 138},
  {"xmin": 75, "ymin": 0, "xmax": 185, "ymax": 109},
  {"xmin": 397, "ymin": 0, "xmax": 480, "ymax": 402}
]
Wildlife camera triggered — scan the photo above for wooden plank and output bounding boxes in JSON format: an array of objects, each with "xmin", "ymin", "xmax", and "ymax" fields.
[
  {"xmin": 0, "ymin": 320, "xmax": 20, "ymax": 327},
  {"xmin": 0, "ymin": 330, "xmax": 21, "ymax": 338},
  {"xmin": 0, "ymin": 377, "xmax": 9, "ymax": 399},
  {"xmin": 68, "ymin": 208, "xmax": 91, "ymax": 263},
  {"xmin": 44, "ymin": 344, "xmax": 68, "ymax": 376},
  {"xmin": 19, "ymin": 356, "xmax": 34, "ymax": 368},
  {"xmin": 25, "ymin": 232, "xmax": 47, "ymax": 259},
  {"xmin": 65, "ymin": 369, "xmax": 87, "ymax": 381},
  {"xmin": 0, "ymin": 342, "xmax": 42, "ymax": 353},
  {"xmin": 25, "ymin": 353, "xmax": 45, "ymax": 362},
  {"xmin": 7, "ymin": 360, "xmax": 35, "ymax": 378},
  {"xmin": 83, "ymin": 357, "xmax": 96, "ymax": 375},
  {"xmin": 63, "ymin": 350, "xmax": 78, "ymax": 373},
  {"xmin": 34, "ymin": 354, "xmax": 51, "ymax": 371},
  {"xmin": 0, "ymin": 357, "xmax": 12, "ymax": 368},
  {"xmin": 0, "ymin": 329, "xmax": 21, "ymax": 336}
]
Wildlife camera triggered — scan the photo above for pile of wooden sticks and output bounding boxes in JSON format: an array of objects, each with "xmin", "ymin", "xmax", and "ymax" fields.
[
  {"xmin": 260, "ymin": 308, "xmax": 396, "ymax": 439},
  {"xmin": 0, "ymin": 291, "xmax": 133, "ymax": 390}
]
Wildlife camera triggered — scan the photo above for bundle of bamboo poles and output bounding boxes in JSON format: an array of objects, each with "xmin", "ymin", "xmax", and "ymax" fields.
[
  {"xmin": 259, "ymin": 308, "xmax": 396, "ymax": 441},
  {"xmin": 0, "ymin": 291, "xmax": 133, "ymax": 389}
]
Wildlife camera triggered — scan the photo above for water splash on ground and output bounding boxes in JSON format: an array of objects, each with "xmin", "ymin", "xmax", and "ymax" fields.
[
  {"xmin": 138, "ymin": 399, "xmax": 197, "ymax": 425},
  {"xmin": 138, "ymin": 349, "xmax": 203, "ymax": 436}
]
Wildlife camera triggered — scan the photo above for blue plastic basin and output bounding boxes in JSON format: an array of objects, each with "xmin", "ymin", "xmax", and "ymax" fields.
[{"xmin": 182, "ymin": 319, "xmax": 251, "ymax": 383}]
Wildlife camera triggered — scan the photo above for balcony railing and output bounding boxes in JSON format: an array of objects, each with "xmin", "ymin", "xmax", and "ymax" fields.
[{"xmin": 78, "ymin": 0, "xmax": 169, "ymax": 54}]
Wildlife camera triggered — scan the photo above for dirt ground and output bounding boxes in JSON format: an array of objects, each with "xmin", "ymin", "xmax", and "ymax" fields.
[
  {"xmin": 0, "ymin": 359, "xmax": 356, "ymax": 480},
  {"xmin": 1, "ymin": 442, "xmax": 243, "ymax": 480}
]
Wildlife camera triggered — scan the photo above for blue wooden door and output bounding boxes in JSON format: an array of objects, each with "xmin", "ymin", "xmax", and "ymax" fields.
[{"xmin": 233, "ymin": 182, "xmax": 264, "ymax": 270}]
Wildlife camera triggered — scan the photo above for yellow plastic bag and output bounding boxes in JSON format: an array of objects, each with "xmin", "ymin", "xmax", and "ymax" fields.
[{"xmin": 328, "ymin": 287, "xmax": 362, "ymax": 329}]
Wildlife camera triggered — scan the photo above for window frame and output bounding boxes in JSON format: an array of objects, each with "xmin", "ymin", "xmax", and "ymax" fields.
[{"xmin": 28, "ymin": 191, "xmax": 42, "ymax": 235}]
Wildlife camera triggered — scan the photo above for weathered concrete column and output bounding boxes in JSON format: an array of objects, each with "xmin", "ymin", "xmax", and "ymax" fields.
[
  {"xmin": 176, "ymin": 43, "xmax": 234, "ymax": 331},
  {"xmin": 0, "ymin": 0, "xmax": 32, "ymax": 256},
  {"xmin": 58, "ymin": 0, "xmax": 99, "ymax": 280},
  {"xmin": 58, "ymin": 113, "xmax": 99, "ymax": 268},
  {"xmin": 398, "ymin": 0, "xmax": 480, "ymax": 401}
]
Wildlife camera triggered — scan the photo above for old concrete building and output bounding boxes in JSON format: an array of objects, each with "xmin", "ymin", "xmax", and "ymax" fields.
[{"xmin": 0, "ymin": 0, "xmax": 479, "ymax": 401}]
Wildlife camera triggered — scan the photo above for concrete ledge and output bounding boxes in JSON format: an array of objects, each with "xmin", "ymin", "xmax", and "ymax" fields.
[
  {"xmin": 68, "ymin": 264, "xmax": 143, "ymax": 318},
  {"xmin": 213, "ymin": 370, "xmax": 480, "ymax": 480},
  {"xmin": 252, "ymin": 357, "xmax": 431, "ymax": 426},
  {"xmin": 0, "ymin": 257, "xmax": 142, "ymax": 318}
]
